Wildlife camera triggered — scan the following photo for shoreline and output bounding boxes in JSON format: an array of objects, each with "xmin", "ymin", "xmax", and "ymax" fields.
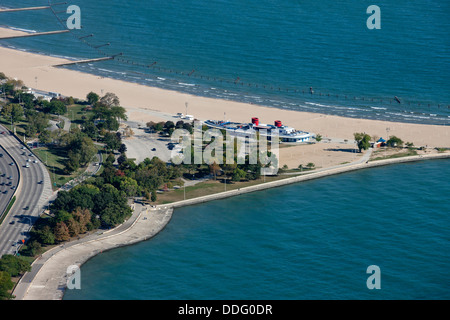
[
  {"xmin": 0, "ymin": 45, "xmax": 449, "ymax": 151},
  {"xmin": 13, "ymin": 151, "xmax": 450, "ymax": 300}
]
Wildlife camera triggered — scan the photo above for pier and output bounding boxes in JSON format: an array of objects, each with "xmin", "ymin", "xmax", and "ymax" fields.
[{"xmin": 52, "ymin": 55, "xmax": 120, "ymax": 67}]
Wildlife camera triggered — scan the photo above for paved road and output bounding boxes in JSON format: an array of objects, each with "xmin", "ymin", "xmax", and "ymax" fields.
[
  {"xmin": 0, "ymin": 143, "xmax": 20, "ymax": 220},
  {"xmin": 0, "ymin": 125, "xmax": 54, "ymax": 257}
]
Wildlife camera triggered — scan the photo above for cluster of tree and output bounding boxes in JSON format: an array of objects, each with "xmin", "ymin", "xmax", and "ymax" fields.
[
  {"xmin": 0, "ymin": 103, "xmax": 23, "ymax": 125},
  {"xmin": 386, "ymin": 136, "xmax": 404, "ymax": 148},
  {"xmin": 24, "ymin": 182, "xmax": 133, "ymax": 255},
  {"xmin": 354, "ymin": 132, "xmax": 406, "ymax": 152},
  {"xmin": 88, "ymin": 92, "xmax": 127, "ymax": 131},
  {"xmin": 0, "ymin": 77, "xmax": 24, "ymax": 96},
  {"xmin": 25, "ymin": 110, "xmax": 50, "ymax": 137},
  {"xmin": 60, "ymin": 129, "xmax": 97, "ymax": 173},
  {"xmin": 38, "ymin": 99, "xmax": 67, "ymax": 115},
  {"xmin": 146, "ymin": 120, "xmax": 193, "ymax": 135},
  {"xmin": 0, "ymin": 254, "xmax": 31, "ymax": 300},
  {"xmin": 100, "ymin": 154, "xmax": 182, "ymax": 199}
]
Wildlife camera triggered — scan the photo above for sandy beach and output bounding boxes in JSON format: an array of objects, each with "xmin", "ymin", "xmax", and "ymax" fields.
[{"xmin": 0, "ymin": 42, "xmax": 449, "ymax": 170}]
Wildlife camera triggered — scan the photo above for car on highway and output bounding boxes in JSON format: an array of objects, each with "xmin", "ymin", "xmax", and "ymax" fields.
[
  {"xmin": 10, "ymin": 162, "xmax": 14, "ymax": 166},
  {"xmin": 25, "ymin": 164, "xmax": 30, "ymax": 168},
  {"xmin": 0, "ymin": 153, "xmax": 3, "ymax": 157}
]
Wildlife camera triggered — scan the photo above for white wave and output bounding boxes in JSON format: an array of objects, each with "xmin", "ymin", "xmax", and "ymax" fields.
[
  {"xmin": 8, "ymin": 26, "xmax": 36, "ymax": 33},
  {"xmin": 97, "ymin": 68, "xmax": 114, "ymax": 73}
]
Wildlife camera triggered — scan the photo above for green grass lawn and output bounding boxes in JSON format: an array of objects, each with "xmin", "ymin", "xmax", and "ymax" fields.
[
  {"xmin": 370, "ymin": 148, "xmax": 418, "ymax": 161},
  {"xmin": 65, "ymin": 104, "xmax": 92, "ymax": 131},
  {"xmin": 155, "ymin": 173, "xmax": 304, "ymax": 204},
  {"xmin": 33, "ymin": 146, "xmax": 78, "ymax": 190}
]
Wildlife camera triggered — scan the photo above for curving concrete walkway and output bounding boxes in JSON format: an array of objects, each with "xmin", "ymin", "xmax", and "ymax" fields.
[{"xmin": 14, "ymin": 203, "xmax": 173, "ymax": 300}]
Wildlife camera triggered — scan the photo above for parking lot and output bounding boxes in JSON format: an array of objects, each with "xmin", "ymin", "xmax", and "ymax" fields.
[{"xmin": 123, "ymin": 126, "xmax": 176, "ymax": 164}]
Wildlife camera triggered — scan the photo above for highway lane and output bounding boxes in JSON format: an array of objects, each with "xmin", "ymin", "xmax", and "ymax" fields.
[
  {"xmin": 0, "ymin": 125, "xmax": 53, "ymax": 257},
  {"xmin": 0, "ymin": 144, "xmax": 20, "ymax": 219}
]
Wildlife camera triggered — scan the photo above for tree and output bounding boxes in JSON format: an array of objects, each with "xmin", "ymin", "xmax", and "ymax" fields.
[
  {"xmin": 0, "ymin": 271, "xmax": 14, "ymax": 300},
  {"xmin": 78, "ymin": 137, "xmax": 97, "ymax": 166},
  {"xmin": 182, "ymin": 122, "xmax": 193, "ymax": 134},
  {"xmin": 104, "ymin": 132, "xmax": 121, "ymax": 151},
  {"xmin": 151, "ymin": 190, "xmax": 157, "ymax": 202},
  {"xmin": 92, "ymin": 93, "xmax": 127, "ymax": 131},
  {"xmin": 99, "ymin": 92, "xmax": 120, "ymax": 107},
  {"xmin": 117, "ymin": 153, "xmax": 128, "ymax": 166},
  {"xmin": 86, "ymin": 91, "xmax": 100, "ymax": 105},
  {"xmin": 14, "ymin": 91, "xmax": 35, "ymax": 109},
  {"xmin": 315, "ymin": 134, "xmax": 323, "ymax": 142},
  {"xmin": 54, "ymin": 222, "xmax": 70, "ymax": 242},
  {"xmin": 1, "ymin": 103, "xmax": 23, "ymax": 124},
  {"xmin": 118, "ymin": 143, "xmax": 127, "ymax": 154},
  {"xmin": 209, "ymin": 162, "xmax": 221, "ymax": 180},
  {"xmin": 65, "ymin": 150, "xmax": 81, "ymax": 173},
  {"xmin": 0, "ymin": 255, "xmax": 31, "ymax": 277},
  {"xmin": 231, "ymin": 167, "xmax": 246, "ymax": 182},
  {"xmin": 45, "ymin": 100, "xmax": 67, "ymax": 115},
  {"xmin": 354, "ymin": 132, "xmax": 371, "ymax": 152},
  {"xmin": 119, "ymin": 177, "xmax": 139, "ymax": 197},
  {"xmin": 25, "ymin": 240, "xmax": 42, "ymax": 257},
  {"xmin": 164, "ymin": 121, "xmax": 175, "ymax": 130},
  {"xmin": 82, "ymin": 121, "xmax": 99, "ymax": 139},
  {"xmin": 387, "ymin": 136, "xmax": 404, "ymax": 148},
  {"xmin": 36, "ymin": 225, "xmax": 55, "ymax": 245},
  {"xmin": 73, "ymin": 207, "xmax": 92, "ymax": 234},
  {"xmin": 67, "ymin": 218, "xmax": 81, "ymax": 237},
  {"xmin": 105, "ymin": 153, "xmax": 116, "ymax": 167},
  {"xmin": 306, "ymin": 162, "xmax": 315, "ymax": 170}
]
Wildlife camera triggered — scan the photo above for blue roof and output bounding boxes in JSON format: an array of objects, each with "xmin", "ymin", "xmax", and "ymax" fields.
[{"xmin": 377, "ymin": 138, "xmax": 386, "ymax": 142}]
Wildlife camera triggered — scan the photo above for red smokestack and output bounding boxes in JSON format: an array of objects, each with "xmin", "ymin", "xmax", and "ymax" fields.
[
  {"xmin": 251, "ymin": 117, "xmax": 259, "ymax": 126},
  {"xmin": 275, "ymin": 120, "xmax": 282, "ymax": 127}
]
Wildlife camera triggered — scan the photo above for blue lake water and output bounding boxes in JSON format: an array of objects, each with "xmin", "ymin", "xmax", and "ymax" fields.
[
  {"xmin": 0, "ymin": 0, "xmax": 449, "ymax": 124},
  {"xmin": 64, "ymin": 160, "xmax": 450, "ymax": 300}
]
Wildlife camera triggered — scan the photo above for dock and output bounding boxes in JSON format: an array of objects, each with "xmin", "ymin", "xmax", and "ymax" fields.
[{"xmin": 53, "ymin": 54, "xmax": 122, "ymax": 67}]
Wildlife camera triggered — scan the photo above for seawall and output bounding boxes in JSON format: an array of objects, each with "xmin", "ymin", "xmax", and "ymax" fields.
[{"xmin": 13, "ymin": 151, "xmax": 450, "ymax": 300}]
